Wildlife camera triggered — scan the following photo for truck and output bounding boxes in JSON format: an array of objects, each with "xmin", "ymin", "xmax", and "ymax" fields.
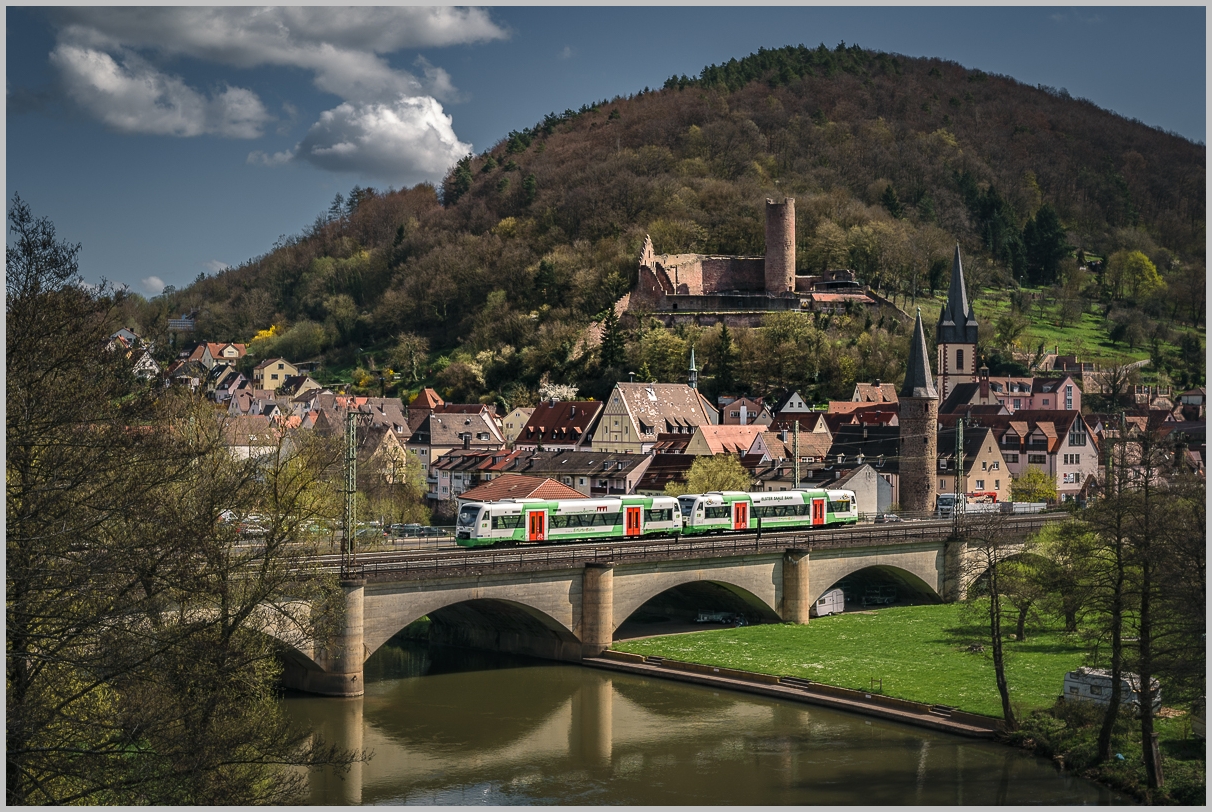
[
  {"xmin": 935, "ymin": 493, "xmax": 1000, "ymax": 519},
  {"xmin": 810, "ymin": 588, "xmax": 845, "ymax": 617},
  {"xmin": 1062, "ymin": 667, "xmax": 1161, "ymax": 716}
]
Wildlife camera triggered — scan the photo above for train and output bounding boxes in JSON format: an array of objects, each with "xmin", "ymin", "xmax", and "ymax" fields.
[{"xmin": 454, "ymin": 488, "xmax": 859, "ymax": 548}]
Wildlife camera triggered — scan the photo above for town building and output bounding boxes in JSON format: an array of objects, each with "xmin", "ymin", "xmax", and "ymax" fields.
[
  {"xmin": 935, "ymin": 244, "xmax": 979, "ymax": 401},
  {"xmin": 501, "ymin": 407, "xmax": 536, "ymax": 445},
  {"xmin": 590, "ymin": 382, "xmax": 717, "ymax": 454},
  {"xmin": 253, "ymin": 358, "xmax": 299, "ymax": 389},
  {"xmin": 514, "ymin": 400, "xmax": 604, "ymax": 452}
]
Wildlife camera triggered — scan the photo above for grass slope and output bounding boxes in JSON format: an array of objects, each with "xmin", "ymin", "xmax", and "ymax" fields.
[{"xmin": 614, "ymin": 603, "xmax": 1085, "ymax": 718}]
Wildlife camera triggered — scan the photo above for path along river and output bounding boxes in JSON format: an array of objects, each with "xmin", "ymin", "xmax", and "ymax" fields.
[{"xmin": 281, "ymin": 640, "xmax": 1122, "ymax": 805}]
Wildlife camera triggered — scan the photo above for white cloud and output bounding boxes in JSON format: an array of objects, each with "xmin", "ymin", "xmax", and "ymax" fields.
[
  {"xmin": 140, "ymin": 275, "xmax": 166, "ymax": 295},
  {"xmin": 46, "ymin": 7, "xmax": 505, "ymax": 179},
  {"xmin": 247, "ymin": 148, "xmax": 296, "ymax": 166},
  {"xmin": 295, "ymin": 96, "xmax": 472, "ymax": 183},
  {"xmin": 50, "ymin": 44, "xmax": 270, "ymax": 137},
  {"xmin": 203, "ymin": 260, "xmax": 229, "ymax": 274},
  {"xmin": 558, "ymin": 46, "xmax": 573, "ymax": 60}
]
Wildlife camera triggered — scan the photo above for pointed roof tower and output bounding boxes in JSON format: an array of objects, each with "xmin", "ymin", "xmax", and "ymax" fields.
[
  {"xmin": 688, "ymin": 346, "xmax": 698, "ymax": 390},
  {"xmin": 901, "ymin": 308, "xmax": 938, "ymax": 400},
  {"xmin": 936, "ymin": 243, "xmax": 979, "ymax": 345}
]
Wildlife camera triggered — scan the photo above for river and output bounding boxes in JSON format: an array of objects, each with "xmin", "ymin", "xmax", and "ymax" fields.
[{"xmin": 281, "ymin": 640, "xmax": 1122, "ymax": 805}]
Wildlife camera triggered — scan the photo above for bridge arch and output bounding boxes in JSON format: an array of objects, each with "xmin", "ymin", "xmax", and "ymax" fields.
[
  {"xmin": 611, "ymin": 563, "xmax": 780, "ymax": 634},
  {"xmin": 807, "ymin": 545, "xmax": 944, "ymax": 607},
  {"xmin": 363, "ymin": 591, "xmax": 581, "ymax": 664}
]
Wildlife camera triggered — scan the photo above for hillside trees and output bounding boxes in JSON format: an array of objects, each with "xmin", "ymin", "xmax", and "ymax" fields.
[
  {"xmin": 138, "ymin": 44, "xmax": 1202, "ymax": 402},
  {"xmin": 6, "ymin": 197, "xmax": 354, "ymax": 804}
]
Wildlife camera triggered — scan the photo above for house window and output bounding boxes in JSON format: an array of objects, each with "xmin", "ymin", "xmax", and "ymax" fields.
[
  {"xmin": 940, "ymin": 479, "xmax": 945, "ymax": 489},
  {"xmin": 1005, "ymin": 454, "xmax": 1019, "ymax": 463},
  {"xmin": 1068, "ymin": 428, "xmax": 1086, "ymax": 446},
  {"xmin": 277, "ymin": 363, "xmax": 284, "ymax": 370},
  {"xmin": 992, "ymin": 461, "xmax": 1000, "ymax": 470},
  {"xmin": 579, "ymin": 478, "xmax": 586, "ymax": 485},
  {"xmin": 1028, "ymin": 453, "xmax": 1047, "ymax": 465},
  {"xmin": 981, "ymin": 461, "xmax": 988, "ymax": 471},
  {"xmin": 1042, "ymin": 399, "xmax": 1050, "ymax": 406},
  {"xmin": 939, "ymin": 459, "xmax": 947, "ymax": 471},
  {"xmin": 1013, "ymin": 399, "xmax": 1021, "ymax": 409},
  {"xmin": 271, "ymin": 373, "xmax": 279, "ymax": 380},
  {"xmin": 956, "ymin": 348, "xmax": 964, "ymax": 370},
  {"xmin": 975, "ymin": 479, "xmax": 985, "ymax": 489},
  {"xmin": 1065, "ymin": 385, "xmax": 1073, "ymax": 410},
  {"xmin": 995, "ymin": 480, "xmax": 1000, "ymax": 489}
]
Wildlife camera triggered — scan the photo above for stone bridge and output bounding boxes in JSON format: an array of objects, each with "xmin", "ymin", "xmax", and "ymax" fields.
[{"xmin": 279, "ymin": 515, "xmax": 1059, "ymax": 695}]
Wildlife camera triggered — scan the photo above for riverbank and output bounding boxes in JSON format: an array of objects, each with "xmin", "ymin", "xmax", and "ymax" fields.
[
  {"xmin": 584, "ymin": 651, "xmax": 1002, "ymax": 738},
  {"xmin": 613, "ymin": 603, "xmax": 1085, "ymax": 717}
]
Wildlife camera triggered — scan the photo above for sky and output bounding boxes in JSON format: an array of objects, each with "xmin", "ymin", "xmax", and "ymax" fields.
[{"xmin": 5, "ymin": 6, "xmax": 1206, "ymax": 297}]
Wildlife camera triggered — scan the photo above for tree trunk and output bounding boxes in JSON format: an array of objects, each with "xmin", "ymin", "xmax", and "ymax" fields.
[
  {"xmin": 989, "ymin": 562, "xmax": 1017, "ymax": 731},
  {"xmin": 1015, "ymin": 601, "xmax": 1031, "ymax": 642},
  {"xmin": 1096, "ymin": 518, "xmax": 1125, "ymax": 763}
]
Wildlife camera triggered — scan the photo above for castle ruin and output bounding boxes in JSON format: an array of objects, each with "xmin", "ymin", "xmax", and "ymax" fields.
[{"xmin": 627, "ymin": 198, "xmax": 887, "ymax": 327}]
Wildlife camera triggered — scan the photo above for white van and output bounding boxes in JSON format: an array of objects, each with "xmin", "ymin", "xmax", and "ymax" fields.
[
  {"xmin": 1062, "ymin": 667, "xmax": 1161, "ymax": 716},
  {"xmin": 811, "ymin": 588, "xmax": 845, "ymax": 617}
]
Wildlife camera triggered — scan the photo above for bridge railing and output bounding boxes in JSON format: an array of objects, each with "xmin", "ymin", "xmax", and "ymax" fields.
[{"xmin": 336, "ymin": 511, "xmax": 1069, "ymax": 581}]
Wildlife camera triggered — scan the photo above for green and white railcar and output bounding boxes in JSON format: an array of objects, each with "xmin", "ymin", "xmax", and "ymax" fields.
[
  {"xmin": 456, "ymin": 495, "xmax": 681, "ymax": 548},
  {"xmin": 677, "ymin": 488, "xmax": 859, "ymax": 535}
]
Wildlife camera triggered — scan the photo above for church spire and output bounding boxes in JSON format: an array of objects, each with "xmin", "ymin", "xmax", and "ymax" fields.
[
  {"xmin": 688, "ymin": 346, "xmax": 698, "ymax": 390},
  {"xmin": 901, "ymin": 308, "xmax": 938, "ymax": 400},
  {"xmin": 936, "ymin": 243, "xmax": 979, "ymax": 345}
]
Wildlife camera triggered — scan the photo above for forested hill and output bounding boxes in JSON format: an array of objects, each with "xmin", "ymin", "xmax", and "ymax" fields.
[{"xmin": 131, "ymin": 43, "xmax": 1206, "ymax": 405}]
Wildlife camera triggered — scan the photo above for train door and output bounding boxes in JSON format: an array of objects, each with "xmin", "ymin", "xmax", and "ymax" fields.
[
  {"xmin": 733, "ymin": 501, "xmax": 749, "ymax": 530},
  {"xmin": 527, "ymin": 510, "xmax": 546, "ymax": 542},
  {"xmin": 811, "ymin": 498, "xmax": 826, "ymax": 526},
  {"xmin": 625, "ymin": 506, "xmax": 642, "ymax": 537}
]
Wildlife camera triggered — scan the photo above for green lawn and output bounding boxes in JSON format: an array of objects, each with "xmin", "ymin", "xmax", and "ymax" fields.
[{"xmin": 614, "ymin": 603, "xmax": 1087, "ymax": 718}]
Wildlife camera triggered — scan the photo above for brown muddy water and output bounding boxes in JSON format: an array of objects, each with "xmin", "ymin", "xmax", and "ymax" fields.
[{"xmin": 281, "ymin": 640, "xmax": 1123, "ymax": 805}]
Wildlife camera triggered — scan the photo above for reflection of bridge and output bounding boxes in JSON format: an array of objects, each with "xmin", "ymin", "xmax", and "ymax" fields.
[{"xmin": 282, "ymin": 515, "xmax": 1061, "ymax": 696}]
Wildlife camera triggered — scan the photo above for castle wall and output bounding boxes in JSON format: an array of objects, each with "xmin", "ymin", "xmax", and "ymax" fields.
[
  {"xmin": 702, "ymin": 257, "xmax": 765, "ymax": 293},
  {"xmin": 765, "ymin": 198, "xmax": 796, "ymax": 294}
]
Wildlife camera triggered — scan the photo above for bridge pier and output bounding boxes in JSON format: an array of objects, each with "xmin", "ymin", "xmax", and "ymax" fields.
[
  {"xmin": 283, "ymin": 578, "xmax": 366, "ymax": 697},
  {"xmin": 943, "ymin": 538, "xmax": 967, "ymax": 602},
  {"xmin": 581, "ymin": 563, "xmax": 614, "ymax": 658},
  {"xmin": 781, "ymin": 550, "xmax": 811, "ymax": 624}
]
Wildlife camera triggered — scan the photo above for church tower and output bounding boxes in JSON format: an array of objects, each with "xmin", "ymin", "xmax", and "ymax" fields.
[
  {"xmin": 935, "ymin": 244, "xmax": 979, "ymax": 400},
  {"xmin": 899, "ymin": 308, "xmax": 939, "ymax": 515}
]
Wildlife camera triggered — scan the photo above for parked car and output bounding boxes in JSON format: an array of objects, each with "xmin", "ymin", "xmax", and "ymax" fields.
[{"xmin": 874, "ymin": 513, "xmax": 902, "ymax": 524}]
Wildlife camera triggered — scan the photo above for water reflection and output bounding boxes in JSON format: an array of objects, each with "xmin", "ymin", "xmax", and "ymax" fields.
[{"xmin": 281, "ymin": 641, "xmax": 1122, "ymax": 805}]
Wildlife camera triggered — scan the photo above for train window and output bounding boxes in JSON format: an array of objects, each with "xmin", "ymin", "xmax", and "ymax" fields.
[
  {"xmin": 644, "ymin": 508, "xmax": 672, "ymax": 522},
  {"xmin": 491, "ymin": 514, "xmax": 522, "ymax": 530},
  {"xmin": 549, "ymin": 515, "xmax": 568, "ymax": 529},
  {"xmin": 828, "ymin": 499, "xmax": 851, "ymax": 513},
  {"xmin": 704, "ymin": 506, "xmax": 730, "ymax": 520}
]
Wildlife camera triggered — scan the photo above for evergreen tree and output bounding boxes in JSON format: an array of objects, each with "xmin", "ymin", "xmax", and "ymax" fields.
[
  {"xmin": 714, "ymin": 323, "xmax": 736, "ymax": 394},
  {"xmin": 1022, "ymin": 203, "xmax": 1071, "ymax": 285},
  {"xmin": 880, "ymin": 184, "xmax": 903, "ymax": 219},
  {"xmin": 599, "ymin": 307, "xmax": 624, "ymax": 369}
]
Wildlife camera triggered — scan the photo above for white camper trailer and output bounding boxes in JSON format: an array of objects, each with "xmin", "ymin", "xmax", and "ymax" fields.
[
  {"xmin": 810, "ymin": 588, "xmax": 845, "ymax": 617},
  {"xmin": 1062, "ymin": 667, "xmax": 1161, "ymax": 716}
]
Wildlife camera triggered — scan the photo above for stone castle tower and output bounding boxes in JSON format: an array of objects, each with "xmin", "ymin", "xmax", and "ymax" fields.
[
  {"xmin": 935, "ymin": 244, "xmax": 979, "ymax": 400},
  {"xmin": 764, "ymin": 198, "xmax": 795, "ymax": 293},
  {"xmin": 899, "ymin": 308, "xmax": 939, "ymax": 514}
]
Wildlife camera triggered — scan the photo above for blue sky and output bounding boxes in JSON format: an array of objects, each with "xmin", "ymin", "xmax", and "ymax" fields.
[{"xmin": 6, "ymin": 6, "xmax": 1206, "ymax": 296}]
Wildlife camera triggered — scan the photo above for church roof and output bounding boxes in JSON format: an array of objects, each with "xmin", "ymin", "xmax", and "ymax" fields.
[
  {"xmin": 900, "ymin": 308, "xmax": 939, "ymax": 400},
  {"xmin": 936, "ymin": 244, "xmax": 979, "ymax": 345}
]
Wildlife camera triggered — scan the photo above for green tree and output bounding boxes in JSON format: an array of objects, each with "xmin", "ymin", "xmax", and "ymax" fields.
[
  {"xmin": 1105, "ymin": 249, "xmax": 1164, "ymax": 301},
  {"xmin": 1021, "ymin": 203, "xmax": 1071, "ymax": 285},
  {"xmin": 6, "ymin": 196, "xmax": 355, "ymax": 804},
  {"xmin": 391, "ymin": 332, "xmax": 431, "ymax": 383},
  {"xmin": 664, "ymin": 454, "xmax": 751, "ymax": 496},
  {"xmin": 713, "ymin": 323, "xmax": 736, "ymax": 394},
  {"xmin": 880, "ymin": 183, "xmax": 904, "ymax": 218},
  {"xmin": 599, "ymin": 307, "xmax": 624, "ymax": 369},
  {"xmin": 1010, "ymin": 468, "xmax": 1058, "ymax": 503}
]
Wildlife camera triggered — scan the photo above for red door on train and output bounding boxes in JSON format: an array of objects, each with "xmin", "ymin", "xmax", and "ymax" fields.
[
  {"xmin": 811, "ymin": 498, "xmax": 826, "ymax": 526},
  {"xmin": 733, "ymin": 501, "xmax": 748, "ymax": 530},
  {"xmin": 625, "ymin": 506, "xmax": 642, "ymax": 537},
  {"xmin": 527, "ymin": 510, "xmax": 546, "ymax": 542}
]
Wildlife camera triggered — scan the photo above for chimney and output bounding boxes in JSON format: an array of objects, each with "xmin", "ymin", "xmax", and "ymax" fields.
[
  {"xmin": 462, "ymin": 433, "xmax": 470, "ymax": 450},
  {"xmin": 979, "ymin": 365, "xmax": 990, "ymax": 399},
  {"xmin": 570, "ymin": 404, "xmax": 576, "ymax": 417}
]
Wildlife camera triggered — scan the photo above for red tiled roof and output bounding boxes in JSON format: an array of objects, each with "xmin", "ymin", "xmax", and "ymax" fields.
[{"xmin": 456, "ymin": 474, "xmax": 584, "ymax": 503}]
